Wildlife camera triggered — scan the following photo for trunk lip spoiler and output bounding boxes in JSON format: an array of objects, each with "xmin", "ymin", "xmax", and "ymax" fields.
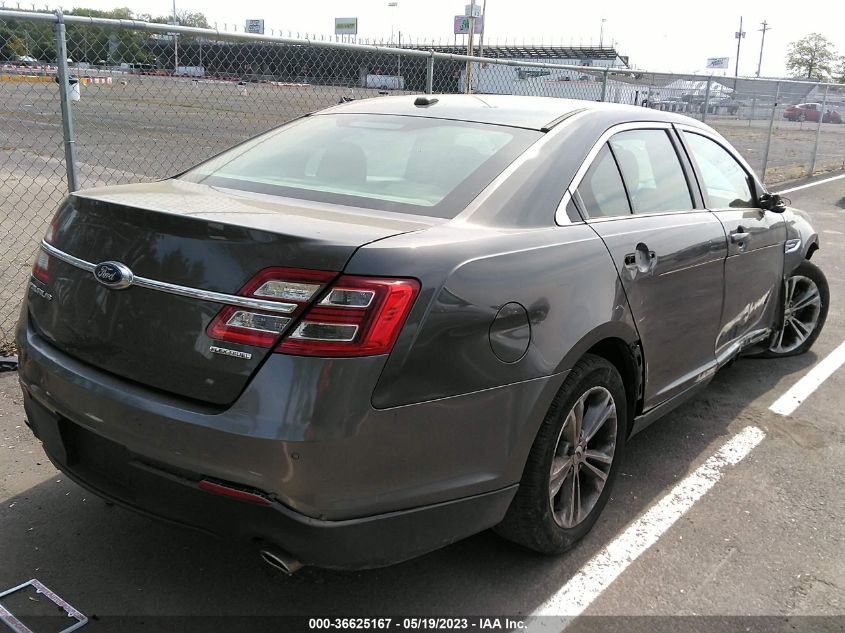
[{"xmin": 39, "ymin": 240, "xmax": 300, "ymax": 314}]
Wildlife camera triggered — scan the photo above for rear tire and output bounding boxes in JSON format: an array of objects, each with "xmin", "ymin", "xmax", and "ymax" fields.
[
  {"xmin": 495, "ymin": 354, "xmax": 626, "ymax": 554},
  {"xmin": 758, "ymin": 260, "xmax": 828, "ymax": 358}
]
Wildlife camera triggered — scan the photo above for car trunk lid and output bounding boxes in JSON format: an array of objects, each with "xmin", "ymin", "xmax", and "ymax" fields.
[{"xmin": 27, "ymin": 180, "xmax": 431, "ymax": 405}]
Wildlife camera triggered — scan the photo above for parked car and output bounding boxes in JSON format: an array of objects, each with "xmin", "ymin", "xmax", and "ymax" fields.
[
  {"xmin": 784, "ymin": 103, "xmax": 843, "ymax": 123},
  {"xmin": 14, "ymin": 54, "xmax": 43, "ymax": 65},
  {"xmin": 693, "ymin": 97, "xmax": 741, "ymax": 115},
  {"xmin": 17, "ymin": 95, "xmax": 828, "ymax": 571},
  {"xmin": 715, "ymin": 97, "xmax": 742, "ymax": 115},
  {"xmin": 648, "ymin": 96, "xmax": 686, "ymax": 112}
]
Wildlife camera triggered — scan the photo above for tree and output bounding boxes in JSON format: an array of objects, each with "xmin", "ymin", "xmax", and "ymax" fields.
[
  {"xmin": 65, "ymin": 7, "xmax": 151, "ymax": 64},
  {"xmin": 0, "ymin": 6, "xmax": 209, "ymax": 65},
  {"xmin": 149, "ymin": 10, "xmax": 210, "ymax": 29},
  {"xmin": 0, "ymin": 18, "xmax": 56, "ymax": 62},
  {"xmin": 836, "ymin": 56, "xmax": 845, "ymax": 85},
  {"xmin": 0, "ymin": 28, "xmax": 29, "ymax": 60},
  {"xmin": 786, "ymin": 33, "xmax": 837, "ymax": 80}
]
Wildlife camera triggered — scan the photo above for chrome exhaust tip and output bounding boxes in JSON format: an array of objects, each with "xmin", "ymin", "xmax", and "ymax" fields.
[{"xmin": 260, "ymin": 548, "xmax": 303, "ymax": 575}]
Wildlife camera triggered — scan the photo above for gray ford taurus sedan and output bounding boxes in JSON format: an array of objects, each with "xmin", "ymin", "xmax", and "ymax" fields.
[{"xmin": 16, "ymin": 95, "xmax": 828, "ymax": 571}]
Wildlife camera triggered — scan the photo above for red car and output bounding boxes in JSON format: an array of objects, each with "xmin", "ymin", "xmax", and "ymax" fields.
[{"xmin": 784, "ymin": 103, "xmax": 843, "ymax": 123}]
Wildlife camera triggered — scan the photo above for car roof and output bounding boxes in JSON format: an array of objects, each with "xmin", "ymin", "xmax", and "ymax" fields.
[{"xmin": 318, "ymin": 94, "xmax": 701, "ymax": 131}]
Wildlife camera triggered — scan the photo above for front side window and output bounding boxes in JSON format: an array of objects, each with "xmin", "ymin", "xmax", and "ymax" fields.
[
  {"xmin": 683, "ymin": 132, "xmax": 755, "ymax": 209},
  {"xmin": 181, "ymin": 114, "xmax": 541, "ymax": 219},
  {"xmin": 608, "ymin": 129, "xmax": 694, "ymax": 214},
  {"xmin": 575, "ymin": 145, "xmax": 631, "ymax": 219}
]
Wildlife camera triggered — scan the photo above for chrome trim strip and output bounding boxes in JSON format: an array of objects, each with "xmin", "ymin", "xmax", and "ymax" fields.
[
  {"xmin": 555, "ymin": 121, "xmax": 675, "ymax": 225},
  {"xmin": 40, "ymin": 240, "xmax": 298, "ymax": 314},
  {"xmin": 583, "ymin": 208, "xmax": 715, "ymax": 223},
  {"xmin": 290, "ymin": 321, "xmax": 359, "ymax": 342},
  {"xmin": 319, "ymin": 288, "xmax": 375, "ymax": 308},
  {"xmin": 41, "ymin": 240, "xmax": 95, "ymax": 273},
  {"xmin": 225, "ymin": 310, "xmax": 292, "ymax": 333}
]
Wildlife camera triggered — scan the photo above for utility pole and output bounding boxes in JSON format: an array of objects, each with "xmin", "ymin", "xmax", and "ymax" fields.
[
  {"xmin": 756, "ymin": 20, "xmax": 771, "ymax": 77},
  {"xmin": 478, "ymin": 0, "xmax": 488, "ymax": 58},
  {"xmin": 599, "ymin": 18, "xmax": 606, "ymax": 48},
  {"xmin": 388, "ymin": 2, "xmax": 398, "ymax": 44},
  {"xmin": 465, "ymin": 0, "xmax": 476, "ymax": 94},
  {"xmin": 733, "ymin": 16, "xmax": 746, "ymax": 91},
  {"xmin": 172, "ymin": 0, "xmax": 178, "ymax": 75}
]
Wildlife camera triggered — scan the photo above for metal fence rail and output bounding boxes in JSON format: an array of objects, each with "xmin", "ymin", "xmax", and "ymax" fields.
[{"xmin": 2, "ymin": 9, "xmax": 844, "ymax": 343}]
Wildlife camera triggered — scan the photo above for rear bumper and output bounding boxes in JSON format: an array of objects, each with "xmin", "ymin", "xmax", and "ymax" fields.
[
  {"xmin": 23, "ymin": 393, "xmax": 515, "ymax": 569},
  {"xmin": 16, "ymin": 311, "xmax": 563, "ymax": 568}
]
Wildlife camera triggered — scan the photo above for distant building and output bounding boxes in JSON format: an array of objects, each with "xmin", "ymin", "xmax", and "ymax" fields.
[{"xmin": 403, "ymin": 44, "xmax": 628, "ymax": 94}]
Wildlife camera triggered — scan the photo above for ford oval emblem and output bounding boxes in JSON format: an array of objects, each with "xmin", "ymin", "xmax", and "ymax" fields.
[{"xmin": 93, "ymin": 261, "xmax": 134, "ymax": 290}]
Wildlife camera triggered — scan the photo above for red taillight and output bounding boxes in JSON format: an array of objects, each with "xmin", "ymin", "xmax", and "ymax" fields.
[
  {"xmin": 277, "ymin": 276, "xmax": 420, "ymax": 357},
  {"xmin": 206, "ymin": 267, "xmax": 337, "ymax": 348},
  {"xmin": 31, "ymin": 218, "xmax": 57, "ymax": 283},
  {"xmin": 206, "ymin": 268, "xmax": 420, "ymax": 357},
  {"xmin": 32, "ymin": 248, "xmax": 50, "ymax": 283},
  {"xmin": 198, "ymin": 479, "xmax": 272, "ymax": 506}
]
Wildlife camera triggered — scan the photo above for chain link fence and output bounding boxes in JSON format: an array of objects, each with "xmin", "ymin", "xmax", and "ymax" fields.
[{"xmin": 2, "ymin": 9, "xmax": 844, "ymax": 344}]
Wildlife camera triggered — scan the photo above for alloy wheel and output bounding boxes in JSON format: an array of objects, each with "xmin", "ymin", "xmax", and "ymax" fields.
[
  {"xmin": 549, "ymin": 386, "xmax": 617, "ymax": 528},
  {"xmin": 770, "ymin": 275, "xmax": 823, "ymax": 354}
]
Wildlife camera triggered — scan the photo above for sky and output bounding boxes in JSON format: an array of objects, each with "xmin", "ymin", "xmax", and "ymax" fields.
[{"xmin": 26, "ymin": 0, "xmax": 845, "ymax": 76}]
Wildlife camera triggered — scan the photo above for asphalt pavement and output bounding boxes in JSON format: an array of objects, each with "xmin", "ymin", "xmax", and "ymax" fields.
[{"xmin": 0, "ymin": 176, "xmax": 843, "ymax": 632}]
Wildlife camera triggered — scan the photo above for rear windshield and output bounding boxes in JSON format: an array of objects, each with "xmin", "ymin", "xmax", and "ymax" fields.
[{"xmin": 180, "ymin": 113, "xmax": 541, "ymax": 219}]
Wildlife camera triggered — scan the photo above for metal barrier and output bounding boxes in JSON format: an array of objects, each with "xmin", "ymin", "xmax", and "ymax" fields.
[{"xmin": 2, "ymin": 8, "xmax": 844, "ymax": 342}]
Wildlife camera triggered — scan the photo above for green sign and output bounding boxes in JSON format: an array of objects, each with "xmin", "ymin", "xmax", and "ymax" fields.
[{"xmin": 335, "ymin": 18, "xmax": 358, "ymax": 35}]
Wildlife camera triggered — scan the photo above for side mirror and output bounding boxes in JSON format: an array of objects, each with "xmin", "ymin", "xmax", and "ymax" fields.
[{"xmin": 760, "ymin": 192, "xmax": 787, "ymax": 213}]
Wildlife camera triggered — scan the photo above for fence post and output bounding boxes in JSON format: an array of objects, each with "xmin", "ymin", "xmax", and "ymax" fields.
[
  {"xmin": 54, "ymin": 9, "xmax": 78, "ymax": 192},
  {"xmin": 749, "ymin": 93, "xmax": 756, "ymax": 127},
  {"xmin": 701, "ymin": 77, "xmax": 712, "ymax": 124},
  {"xmin": 425, "ymin": 52, "xmax": 435, "ymax": 94},
  {"xmin": 808, "ymin": 83, "xmax": 830, "ymax": 177},
  {"xmin": 600, "ymin": 69, "xmax": 608, "ymax": 102},
  {"xmin": 761, "ymin": 81, "xmax": 781, "ymax": 184}
]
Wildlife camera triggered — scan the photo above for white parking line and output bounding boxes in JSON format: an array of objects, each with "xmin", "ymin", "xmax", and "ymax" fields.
[
  {"xmin": 531, "ymin": 426, "xmax": 765, "ymax": 623},
  {"xmin": 769, "ymin": 340, "xmax": 845, "ymax": 416},
  {"xmin": 775, "ymin": 173, "xmax": 845, "ymax": 194}
]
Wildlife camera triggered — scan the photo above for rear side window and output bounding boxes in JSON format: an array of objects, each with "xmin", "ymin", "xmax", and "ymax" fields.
[
  {"xmin": 180, "ymin": 114, "xmax": 541, "ymax": 219},
  {"xmin": 609, "ymin": 129, "xmax": 693, "ymax": 214},
  {"xmin": 576, "ymin": 145, "xmax": 631, "ymax": 218},
  {"xmin": 682, "ymin": 132, "xmax": 755, "ymax": 209}
]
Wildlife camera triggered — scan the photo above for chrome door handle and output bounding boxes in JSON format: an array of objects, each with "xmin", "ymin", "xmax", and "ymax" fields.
[
  {"xmin": 624, "ymin": 244, "xmax": 656, "ymax": 272},
  {"xmin": 731, "ymin": 231, "xmax": 750, "ymax": 243}
]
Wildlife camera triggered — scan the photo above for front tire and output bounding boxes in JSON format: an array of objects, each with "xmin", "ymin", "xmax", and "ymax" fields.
[
  {"xmin": 763, "ymin": 260, "xmax": 829, "ymax": 357},
  {"xmin": 495, "ymin": 354, "xmax": 626, "ymax": 554}
]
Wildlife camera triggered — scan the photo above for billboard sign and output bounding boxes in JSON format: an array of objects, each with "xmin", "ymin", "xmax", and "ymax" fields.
[
  {"xmin": 464, "ymin": 3, "xmax": 482, "ymax": 17},
  {"xmin": 454, "ymin": 15, "xmax": 483, "ymax": 35},
  {"xmin": 706, "ymin": 57, "xmax": 730, "ymax": 69},
  {"xmin": 335, "ymin": 17, "xmax": 358, "ymax": 35},
  {"xmin": 245, "ymin": 19, "xmax": 264, "ymax": 34}
]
